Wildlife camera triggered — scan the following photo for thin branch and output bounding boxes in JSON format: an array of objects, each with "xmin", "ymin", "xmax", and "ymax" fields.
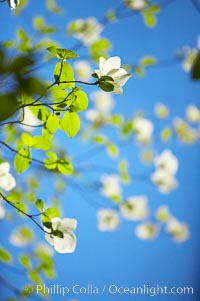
[{"xmin": 0, "ymin": 192, "xmax": 48, "ymax": 234}]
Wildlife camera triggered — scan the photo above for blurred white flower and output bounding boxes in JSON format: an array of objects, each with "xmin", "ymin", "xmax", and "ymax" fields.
[
  {"xmin": 10, "ymin": 227, "xmax": 33, "ymax": 247},
  {"xmin": 120, "ymin": 196, "xmax": 149, "ymax": 221},
  {"xmin": 91, "ymin": 91, "xmax": 114, "ymax": 113},
  {"xmin": 0, "ymin": 200, "xmax": 6, "ymax": 220},
  {"xmin": 154, "ymin": 149, "xmax": 178, "ymax": 175},
  {"xmin": 182, "ymin": 48, "xmax": 198, "ymax": 72},
  {"xmin": 155, "ymin": 205, "xmax": 171, "ymax": 222},
  {"xmin": 8, "ymin": 0, "xmax": 20, "ymax": 10},
  {"xmin": 155, "ymin": 103, "xmax": 169, "ymax": 119},
  {"xmin": 0, "ymin": 162, "xmax": 16, "ymax": 191},
  {"xmin": 74, "ymin": 60, "xmax": 92, "ymax": 81},
  {"xmin": 124, "ymin": 0, "xmax": 148, "ymax": 10},
  {"xmin": 68, "ymin": 17, "xmax": 103, "ymax": 46},
  {"xmin": 85, "ymin": 109, "xmax": 102, "ymax": 123},
  {"xmin": 151, "ymin": 169, "xmax": 177, "ymax": 194},
  {"xmin": 35, "ymin": 242, "xmax": 54, "ymax": 256},
  {"xmin": 133, "ymin": 117, "xmax": 154, "ymax": 143},
  {"xmin": 97, "ymin": 209, "xmax": 120, "ymax": 231},
  {"xmin": 135, "ymin": 223, "xmax": 159, "ymax": 240},
  {"xmin": 44, "ymin": 217, "xmax": 77, "ymax": 254},
  {"xmin": 20, "ymin": 107, "xmax": 42, "ymax": 132},
  {"xmin": 166, "ymin": 218, "xmax": 189, "ymax": 243},
  {"xmin": 185, "ymin": 105, "xmax": 200, "ymax": 123},
  {"xmin": 173, "ymin": 117, "xmax": 198, "ymax": 144},
  {"xmin": 95, "ymin": 56, "xmax": 131, "ymax": 94},
  {"xmin": 100, "ymin": 174, "xmax": 122, "ymax": 199}
]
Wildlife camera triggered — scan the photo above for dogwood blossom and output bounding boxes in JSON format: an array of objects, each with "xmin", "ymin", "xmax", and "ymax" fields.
[
  {"xmin": 20, "ymin": 107, "xmax": 42, "ymax": 132},
  {"xmin": 86, "ymin": 91, "xmax": 114, "ymax": 124},
  {"xmin": 124, "ymin": 0, "xmax": 149, "ymax": 10},
  {"xmin": 94, "ymin": 56, "xmax": 131, "ymax": 94},
  {"xmin": 100, "ymin": 174, "xmax": 122, "ymax": 199},
  {"xmin": 97, "ymin": 209, "xmax": 120, "ymax": 231},
  {"xmin": 185, "ymin": 105, "xmax": 200, "ymax": 123},
  {"xmin": 68, "ymin": 17, "xmax": 103, "ymax": 46},
  {"xmin": 166, "ymin": 218, "xmax": 189, "ymax": 243},
  {"xmin": 91, "ymin": 91, "xmax": 114, "ymax": 113},
  {"xmin": 153, "ymin": 149, "xmax": 178, "ymax": 175},
  {"xmin": 8, "ymin": 0, "xmax": 20, "ymax": 10},
  {"xmin": 44, "ymin": 217, "xmax": 77, "ymax": 254},
  {"xmin": 135, "ymin": 223, "xmax": 159, "ymax": 240},
  {"xmin": 9, "ymin": 227, "xmax": 33, "ymax": 247},
  {"xmin": 132, "ymin": 117, "xmax": 154, "ymax": 143},
  {"xmin": 151, "ymin": 168, "xmax": 177, "ymax": 194},
  {"xmin": 155, "ymin": 103, "xmax": 169, "ymax": 119},
  {"xmin": 0, "ymin": 162, "xmax": 16, "ymax": 191},
  {"xmin": 74, "ymin": 60, "xmax": 92, "ymax": 81},
  {"xmin": 120, "ymin": 196, "xmax": 149, "ymax": 221},
  {"xmin": 155, "ymin": 205, "xmax": 171, "ymax": 222}
]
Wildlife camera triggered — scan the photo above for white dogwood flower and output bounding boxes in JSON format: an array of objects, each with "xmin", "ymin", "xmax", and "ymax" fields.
[
  {"xmin": 124, "ymin": 0, "xmax": 149, "ymax": 10},
  {"xmin": 20, "ymin": 107, "xmax": 42, "ymax": 132},
  {"xmin": 68, "ymin": 17, "xmax": 103, "ymax": 46},
  {"xmin": 120, "ymin": 196, "xmax": 149, "ymax": 221},
  {"xmin": 185, "ymin": 105, "xmax": 200, "ymax": 123},
  {"xmin": 44, "ymin": 217, "xmax": 77, "ymax": 254},
  {"xmin": 153, "ymin": 149, "xmax": 179, "ymax": 175},
  {"xmin": 0, "ymin": 162, "xmax": 16, "ymax": 191},
  {"xmin": 91, "ymin": 91, "xmax": 114, "ymax": 113},
  {"xmin": 166, "ymin": 218, "xmax": 189, "ymax": 243},
  {"xmin": 74, "ymin": 60, "xmax": 92, "ymax": 81},
  {"xmin": 155, "ymin": 205, "xmax": 171, "ymax": 222},
  {"xmin": 8, "ymin": 0, "xmax": 20, "ymax": 10},
  {"xmin": 94, "ymin": 56, "xmax": 131, "ymax": 94},
  {"xmin": 155, "ymin": 103, "xmax": 169, "ymax": 119},
  {"xmin": 100, "ymin": 174, "xmax": 122, "ymax": 199},
  {"xmin": 133, "ymin": 117, "xmax": 154, "ymax": 143},
  {"xmin": 10, "ymin": 227, "xmax": 33, "ymax": 247},
  {"xmin": 135, "ymin": 223, "xmax": 159, "ymax": 240},
  {"xmin": 97, "ymin": 209, "xmax": 120, "ymax": 231},
  {"xmin": 151, "ymin": 169, "xmax": 178, "ymax": 194}
]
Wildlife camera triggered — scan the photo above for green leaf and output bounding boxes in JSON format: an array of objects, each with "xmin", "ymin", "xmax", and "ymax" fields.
[
  {"xmin": 14, "ymin": 148, "xmax": 31, "ymax": 174},
  {"xmin": 28, "ymin": 270, "xmax": 42, "ymax": 284},
  {"xmin": 44, "ymin": 151, "xmax": 57, "ymax": 169},
  {"xmin": 57, "ymin": 159, "xmax": 74, "ymax": 174},
  {"xmin": 30, "ymin": 105, "xmax": 50, "ymax": 122},
  {"xmin": 53, "ymin": 230, "xmax": 64, "ymax": 238},
  {"xmin": 21, "ymin": 132, "xmax": 33, "ymax": 147},
  {"xmin": 192, "ymin": 54, "xmax": 200, "ymax": 80},
  {"xmin": 140, "ymin": 56, "xmax": 156, "ymax": 66},
  {"xmin": 44, "ymin": 208, "xmax": 59, "ymax": 218},
  {"xmin": 54, "ymin": 61, "xmax": 75, "ymax": 89},
  {"xmin": 107, "ymin": 143, "xmax": 119, "ymax": 158},
  {"xmin": 32, "ymin": 136, "xmax": 52, "ymax": 150},
  {"xmin": 143, "ymin": 12, "xmax": 157, "ymax": 27},
  {"xmin": 61, "ymin": 111, "xmax": 80, "ymax": 138},
  {"xmin": 0, "ymin": 246, "xmax": 12, "ymax": 263},
  {"xmin": 46, "ymin": 114, "xmax": 60, "ymax": 134},
  {"xmin": 35, "ymin": 199, "xmax": 44, "ymax": 212},
  {"xmin": 19, "ymin": 255, "xmax": 31, "ymax": 268},
  {"xmin": 69, "ymin": 90, "xmax": 88, "ymax": 112},
  {"xmin": 42, "ymin": 214, "xmax": 52, "ymax": 229},
  {"xmin": 161, "ymin": 127, "xmax": 172, "ymax": 142},
  {"xmin": 47, "ymin": 46, "xmax": 79, "ymax": 60},
  {"xmin": 0, "ymin": 94, "xmax": 21, "ymax": 122},
  {"xmin": 99, "ymin": 81, "xmax": 114, "ymax": 92}
]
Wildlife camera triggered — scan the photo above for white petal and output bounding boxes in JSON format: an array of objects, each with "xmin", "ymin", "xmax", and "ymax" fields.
[
  {"xmin": 60, "ymin": 218, "xmax": 77, "ymax": 232},
  {"xmin": 0, "ymin": 162, "xmax": 10, "ymax": 175},
  {"xmin": 54, "ymin": 232, "xmax": 77, "ymax": 254},
  {"xmin": 102, "ymin": 56, "xmax": 121, "ymax": 75},
  {"xmin": 0, "ymin": 173, "xmax": 16, "ymax": 191},
  {"xmin": 44, "ymin": 233, "xmax": 54, "ymax": 246},
  {"xmin": 99, "ymin": 57, "xmax": 106, "ymax": 74}
]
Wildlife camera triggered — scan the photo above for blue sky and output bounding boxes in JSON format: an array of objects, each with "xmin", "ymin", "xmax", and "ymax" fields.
[{"xmin": 1, "ymin": 0, "xmax": 200, "ymax": 300}]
